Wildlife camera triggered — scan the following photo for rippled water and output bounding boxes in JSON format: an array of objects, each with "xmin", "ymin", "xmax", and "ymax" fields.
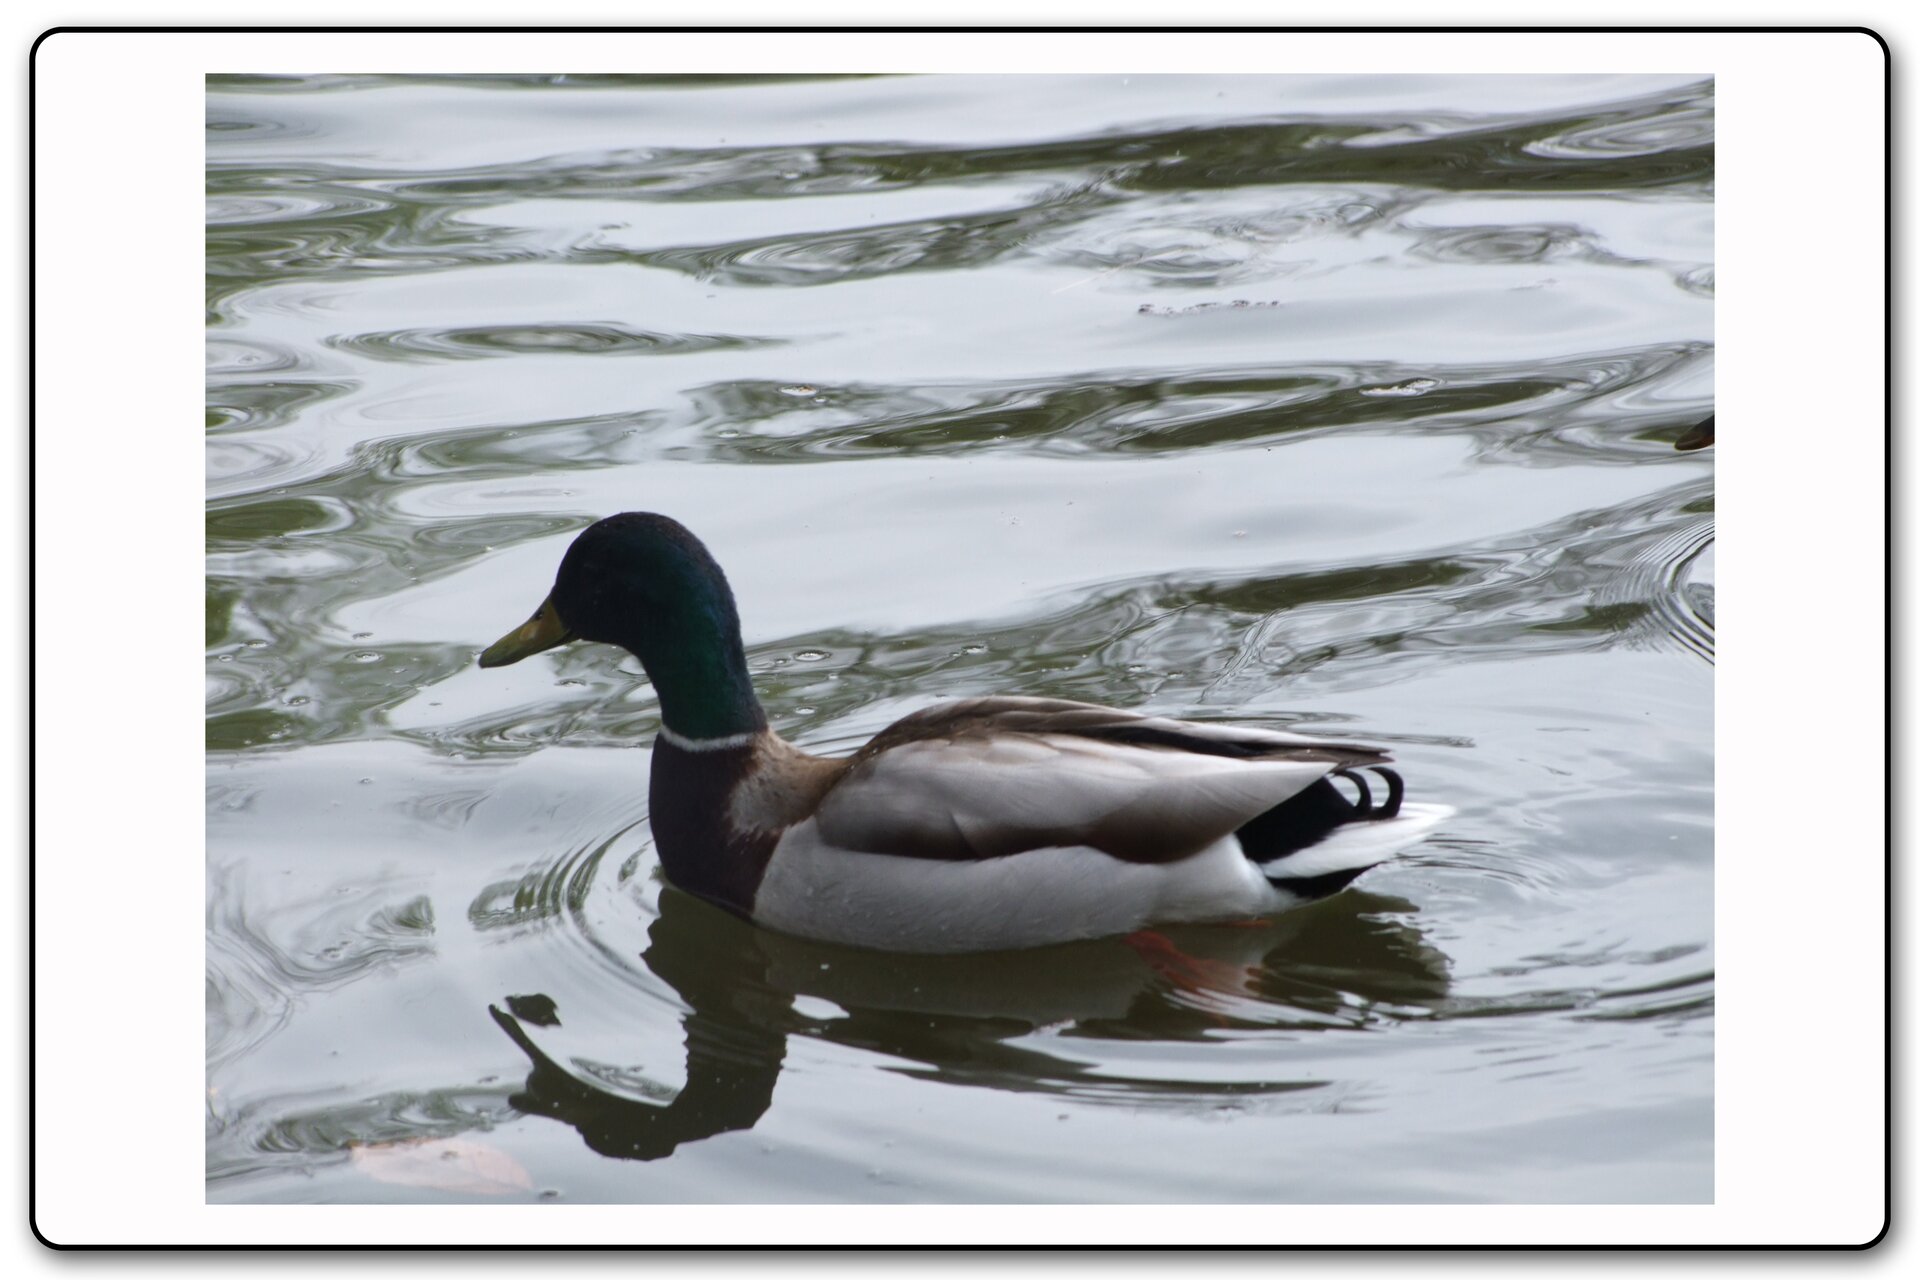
[{"xmin": 206, "ymin": 73, "xmax": 1713, "ymax": 1204}]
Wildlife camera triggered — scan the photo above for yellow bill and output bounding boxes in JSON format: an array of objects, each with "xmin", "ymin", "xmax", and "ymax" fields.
[{"xmin": 478, "ymin": 592, "xmax": 575, "ymax": 668}]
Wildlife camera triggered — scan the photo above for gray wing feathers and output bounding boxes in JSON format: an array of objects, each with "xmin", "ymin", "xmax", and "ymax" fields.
[{"xmin": 814, "ymin": 723, "xmax": 1336, "ymax": 864}]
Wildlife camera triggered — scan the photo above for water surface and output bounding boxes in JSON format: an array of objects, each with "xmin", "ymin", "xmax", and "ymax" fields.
[{"xmin": 206, "ymin": 73, "xmax": 1713, "ymax": 1205}]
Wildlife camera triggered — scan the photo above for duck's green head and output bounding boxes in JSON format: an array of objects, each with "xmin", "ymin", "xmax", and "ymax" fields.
[{"xmin": 479, "ymin": 513, "xmax": 766, "ymax": 740}]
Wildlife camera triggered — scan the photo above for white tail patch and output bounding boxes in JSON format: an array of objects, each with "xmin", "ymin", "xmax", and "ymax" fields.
[{"xmin": 1258, "ymin": 802, "xmax": 1453, "ymax": 879}]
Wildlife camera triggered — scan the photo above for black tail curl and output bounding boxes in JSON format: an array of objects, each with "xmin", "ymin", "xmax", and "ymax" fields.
[
  {"xmin": 1330, "ymin": 765, "xmax": 1404, "ymax": 819},
  {"xmin": 1236, "ymin": 765, "xmax": 1408, "ymax": 867}
]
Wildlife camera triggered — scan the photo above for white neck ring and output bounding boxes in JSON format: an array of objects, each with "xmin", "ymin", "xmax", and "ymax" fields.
[{"xmin": 657, "ymin": 725, "xmax": 761, "ymax": 753}]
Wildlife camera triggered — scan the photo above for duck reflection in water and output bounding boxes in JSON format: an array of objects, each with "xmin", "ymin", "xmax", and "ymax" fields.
[{"xmin": 489, "ymin": 882, "xmax": 1452, "ymax": 1162}]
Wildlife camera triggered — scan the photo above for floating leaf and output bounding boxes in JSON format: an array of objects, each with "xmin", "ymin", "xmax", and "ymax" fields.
[{"xmin": 349, "ymin": 1137, "xmax": 534, "ymax": 1197}]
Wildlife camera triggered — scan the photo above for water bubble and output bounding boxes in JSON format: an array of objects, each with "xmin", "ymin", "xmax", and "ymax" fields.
[
  {"xmin": 778, "ymin": 384, "xmax": 818, "ymax": 398},
  {"xmin": 717, "ymin": 428, "xmax": 740, "ymax": 438},
  {"xmin": 286, "ymin": 695, "xmax": 310, "ymax": 706},
  {"xmin": 349, "ymin": 651, "xmax": 382, "ymax": 663},
  {"xmin": 1359, "ymin": 377, "xmax": 1441, "ymax": 398},
  {"xmin": 794, "ymin": 649, "xmax": 830, "ymax": 662},
  {"xmin": 217, "ymin": 654, "xmax": 234, "ymax": 662},
  {"xmin": 959, "ymin": 643, "xmax": 987, "ymax": 656}
]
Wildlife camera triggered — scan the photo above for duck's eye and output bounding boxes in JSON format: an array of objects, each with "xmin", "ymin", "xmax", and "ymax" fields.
[{"xmin": 532, "ymin": 606, "xmax": 544, "ymax": 621}]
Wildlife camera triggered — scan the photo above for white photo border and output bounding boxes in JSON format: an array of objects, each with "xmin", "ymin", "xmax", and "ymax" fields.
[{"xmin": 30, "ymin": 26, "xmax": 1885, "ymax": 1247}]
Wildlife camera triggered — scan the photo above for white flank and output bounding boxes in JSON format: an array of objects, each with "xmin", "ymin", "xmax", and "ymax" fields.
[
  {"xmin": 754, "ymin": 824, "xmax": 1278, "ymax": 954},
  {"xmin": 755, "ymin": 803, "xmax": 1454, "ymax": 953}
]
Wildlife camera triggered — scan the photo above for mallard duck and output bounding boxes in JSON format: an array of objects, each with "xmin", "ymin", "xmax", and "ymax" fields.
[
  {"xmin": 1675, "ymin": 415, "xmax": 1715, "ymax": 451},
  {"xmin": 479, "ymin": 513, "xmax": 1449, "ymax": 953}
]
